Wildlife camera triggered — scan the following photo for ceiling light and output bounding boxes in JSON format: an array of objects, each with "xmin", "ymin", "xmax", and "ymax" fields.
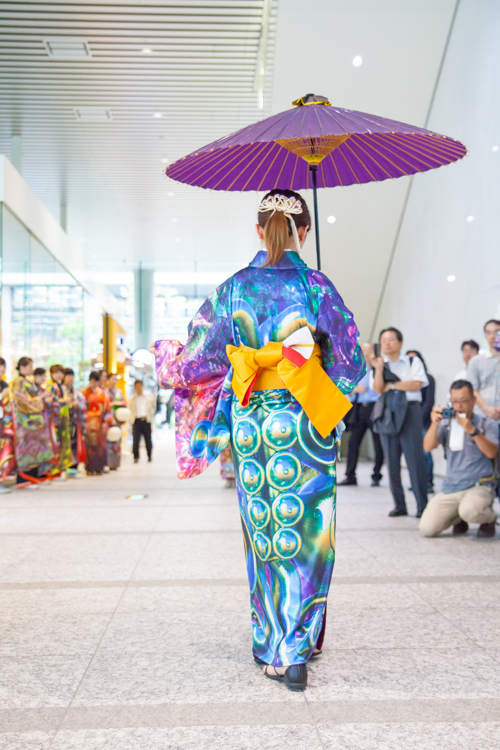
[
  {"xmin": 74, "ymin": 107, "xmax": 112, "ymax": 122},
  {"xmin": 447, "ymin": 275, "xmax": 456, "ymax": 282},
  {"xmin": 171, "ymin": 217, "xmax": 178, "ymax": 222},
  {"xmin": 142, "ymin": 48, "xmax": 152, "ymax": 54},
  {"xmin": 175, "ymin": 238, "xmax": 181, "ymax": 243},
  {"xmin": 492, "ymin": 145, "xmax": 499, "ymax": 152},
  {"xmin": 153, "ymin": 112, "xmax": 163, "ymax": 119},
  {"xmin": 167, "ymin": 191, "xmax": 174, "ymax": 197},
  {"xmin": 161, "ymin": 158, "xmax": 168, "ymax": 163},
  {"xmin": 44, "ymin": 37, "xmax": 91, "ymax": 59},
  {"xmin": 80, "ymin": 237, "xmax": 86, "ymax": 242},
  {"xmin": 466, "ymin": 215, "xmax": 474, "ymax": 222},
  {"xmin": 352, "ymin": 56, "xmax": 363, "ymax": 67},
  {"xmin": 326, "ymin": 215, "xmax": 336, "ymax": 224}
]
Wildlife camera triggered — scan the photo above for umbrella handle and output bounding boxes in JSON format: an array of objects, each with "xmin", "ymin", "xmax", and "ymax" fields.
[{"xmin": 310, "ymin": 165, "xmax": 321, "ymax": 270}]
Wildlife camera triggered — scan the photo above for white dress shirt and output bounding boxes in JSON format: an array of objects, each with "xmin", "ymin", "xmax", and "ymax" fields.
[
  {"xmin": 369, "ymin": 354, "xmax": 428, "ymax": 402},
  {"xmin": 134, "ymin": 395, "xmax": 147, "ymax": 419}
]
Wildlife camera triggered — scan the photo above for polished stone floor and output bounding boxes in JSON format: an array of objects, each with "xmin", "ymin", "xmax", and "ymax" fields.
[{"xmin": 1, "ymin": 436, "xmax": 500, "ymax": 749}]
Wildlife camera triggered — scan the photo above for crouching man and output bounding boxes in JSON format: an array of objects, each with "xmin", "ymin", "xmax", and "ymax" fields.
[{"xmin": 419, "ymin": 380, "xmax": 498, "ymax": 538}]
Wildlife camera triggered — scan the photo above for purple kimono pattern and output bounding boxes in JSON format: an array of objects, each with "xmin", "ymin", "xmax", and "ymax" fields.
[{"xmin": 155, "ymin": 250, "xmax": 365, "ymax": 666}]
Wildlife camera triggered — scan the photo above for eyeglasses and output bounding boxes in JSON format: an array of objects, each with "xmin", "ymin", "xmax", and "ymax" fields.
[{"xmin": 380, "ymin": 337, "xmax": 399, "ymax": 343}]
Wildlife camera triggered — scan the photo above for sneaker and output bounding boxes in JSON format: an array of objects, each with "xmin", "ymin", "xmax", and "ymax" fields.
[
  {"xmin": 339, "ymin": 477, "xmax": 357, "ymax": 486},
  {"xmin": 477, "ymin": 523, "xmax": 496, "ymax": 538},
  {"xmin": 371, "ymin": 479, "xmax": 381, "ymax": 487},
  {"xmin": 452, "ymin": 520, "xmax": 469, "ymax": 535},
  {"xmin": 388, "ymin": 509, "xmax": 408, "ymax": 517}
]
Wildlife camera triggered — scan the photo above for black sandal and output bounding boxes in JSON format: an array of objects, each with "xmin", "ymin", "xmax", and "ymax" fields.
[{"xmin": 263, "ymin": 664, "xmax": 308, "ymax": 691}]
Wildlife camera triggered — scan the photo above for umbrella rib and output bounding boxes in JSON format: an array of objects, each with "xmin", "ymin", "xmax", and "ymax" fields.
[
  {"xmin": 196, "ymin": 144, "xmax": 258, "ymax": 188},
  {"xmin": 372, "ymin": 135, "xmax": 445, "ymax": 172},
  {"xmin": 256, "ymin": 143, "xmax": 285, "ymax": 192},
  {"xmin": 336, "ymin": 147, "xmax": 361, "ymax": 185},
  {"xmin": 323, "ymin": 107, "xmax": 350, "ymax": 135},
  {"xmin": 169, "ymin": 148, "xmax": 224, "ymax": 183},
  {"xmin": 388, "ymin": 134, "xmax": 459, "ymax": 164},
  {"xmin": 313, "ymin": 105, "xmax": 325, "ymax": 136},
  {"xmin": 329, "ymin": 152, "xmax": 344, "ymax": 186},
  {"xmin": 357, "ymin": 137, "xmax": 410, "ymax": 177},
  {"xmin": 319, "ymin": 161, "xmax": 326, "ymax": 188},
  {"xmin": 342, "ymin": 140, "xmax": 378, "ymax": 182},
  {"xmin": 349, "ymin": 136, "xmax": 394, "ymax": 179},
  {"xmin": 394, "ymin": 132, "xmax": 466, "ymax": 160},
  {"xmin": 220, "ymin": 142, "xmax": 270, "ymax": 191},
  {"xmin": 273, "ymin": 149, "xmax": 291, "ymax": 189},
  {"xmin": 290, "ymin": 154, "xmax": 299, "ymax": 191},
  {"xmin": 240, "ymin": 143, "xmax": 277, "ymax": 192},
  {"xmin": 253, "ymin": 108, "xmax": 298, "ymax": 143}
]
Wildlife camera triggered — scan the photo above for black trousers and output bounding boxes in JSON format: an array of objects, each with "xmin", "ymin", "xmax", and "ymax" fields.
[
  {"xmin": 380, "ymin": 402, "xmax": 428, "ymax": 514},
  {"xmin": 345, "ymin": 402, "xmax": 384, "ymax": 481},
  {"xmin": 133, "ymin": 419, "xmax": 152, "ymax": 460}
]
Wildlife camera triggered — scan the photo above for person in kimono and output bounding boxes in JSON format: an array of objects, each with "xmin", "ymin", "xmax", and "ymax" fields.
[
  {"xmin": 153, "ymin": 190, "xmax": 365, "ymax": 691},
  {"xmin": 82, "ymin": 371, "xmax": 113, "ymax": 475},
  {"xmin": 220, "ymin": 446, "xmax": 236, "ymax": 488},
  {"xmin": 47, "ymin": 364, "xmax": 75, "ymax": 476},
  {"xmin": 12, "ymin": 357, "xmax": 55, "ymax": 483},
  {"xmin": 105, "ymin": 373, "xmax": 127, "ymax": 470},
  {"xmin": 0, "ymin": 360, "xmax": 15, "ymax": 484},
  {"xmin": 64, "ymin": 368, "xmax": 87, "ymax": 473}
]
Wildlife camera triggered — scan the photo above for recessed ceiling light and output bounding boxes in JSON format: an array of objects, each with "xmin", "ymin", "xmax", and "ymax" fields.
[
  {"xmin": 172, "ymin": 217, "xmax": 178, "ymax": 222},
  {"xmin": 447, "ymin": 275, "xmax": 456, "ymax": 282},
  {"xmin": 466, "ymin": 215, "xmax": 474, "ymax": 222},
  {"xmin": 153, "ymin": 112, "xmax": 163, "ymax": 119},
  {"xmin": 352, "ymin": 55, "xmax": 363, "ymax": 67},
  {"xmin": 326, "ymin": 215, "xmax": 336, "ymax": 224},
  {"xmin": 161, "ymin": 158, "xmax": 168, "ymax": 163},
  {"xmin": 74, "ymin": 106, "xmax": 112, "ymax": 122},
  {"xmin": 167, "ymin": 191, "xmax": 174, "ymax": 197},
  {"xmin": 175, "ymin": 238, "xmax": 181, "ymax": 243},
  {"xmin": 142, "ymin": 47, "xmax": 152, "ymax": 54},
  {"xmin": 44, "ymin": 37, "xmax": 92, "ymax": 59},
  {"xmin": 492, "ymin": 145, "xmax": 499, "ymax": 152},
  {"xmin": 80, "ymin": 237, "xmax": 86, "ymax": 242}
]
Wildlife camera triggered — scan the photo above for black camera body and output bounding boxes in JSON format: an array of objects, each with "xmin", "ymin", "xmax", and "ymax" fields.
[{"xmin": 442, "ymin": 407, "xmax": 455, "ymax": 419}]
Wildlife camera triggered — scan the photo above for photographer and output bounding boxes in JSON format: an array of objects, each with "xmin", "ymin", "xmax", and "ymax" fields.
[{"xmin": 419, "ymin": 380, "xmax": 498, "ymax": 538}]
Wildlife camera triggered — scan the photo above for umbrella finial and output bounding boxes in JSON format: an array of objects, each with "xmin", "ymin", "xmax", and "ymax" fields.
[{"xmin": 292, "ymin": 94, "xmax": 331, "ymax": 107}]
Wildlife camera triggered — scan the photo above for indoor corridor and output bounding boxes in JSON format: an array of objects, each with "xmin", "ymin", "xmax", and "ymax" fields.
[{"xmin": 1, "ymin": 443, "xmax": 500, "ymax": 749}]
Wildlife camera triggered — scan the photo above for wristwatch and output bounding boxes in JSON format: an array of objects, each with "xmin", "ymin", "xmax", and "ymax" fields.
[
  {"xmin": 471, "ymin": 427, "xmax": 481, "ymax": 437},
  {"xmin": 389, "ymin": 382, "xmax": 396, "ymax": 390}
]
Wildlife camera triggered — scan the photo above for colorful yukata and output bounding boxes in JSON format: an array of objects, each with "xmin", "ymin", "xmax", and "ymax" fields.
[
  {"xmin": 12, "ymin": 376, "xmax": 55, "ymax": 475},
  {"xmin": 82, "ymin": 386, "xmax": 112, "ymax": 473},
  {"xmin": 48, "ymin": 381, "xmax": 75, "ymax": 473},
  {"xmin": 67, "ymin": 386, "xmax": 87, "ymax": 466},
  {"xmin": 0, "ymin": 384, "xmax": 16, "ymax": 480},
  {"xmin": 155, "ymin": 249, "xmax": 364, "ymax": 667},
  {"xmin": 107, "ymin": 386, "xmax": 127, "ymax": 470}
]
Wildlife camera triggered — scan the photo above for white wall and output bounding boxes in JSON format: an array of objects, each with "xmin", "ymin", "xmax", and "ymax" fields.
[{"xmin": 373, "ymin": 0, "xmax": 500, "ymax": 408}]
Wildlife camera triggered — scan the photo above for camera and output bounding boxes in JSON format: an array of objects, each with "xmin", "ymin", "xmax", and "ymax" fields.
[{"xmin": 442, "ymin": 407, "xmax": 455, "ymax": 419}]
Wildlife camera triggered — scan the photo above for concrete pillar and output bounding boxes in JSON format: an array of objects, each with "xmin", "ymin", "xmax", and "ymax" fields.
[
  {"xmin": 11, "ymin": 135, "xmax": 22, "ymax": 173},
  {"xmin": 134, "ymin": 264, "xmax": 154, "ymax": 350}
]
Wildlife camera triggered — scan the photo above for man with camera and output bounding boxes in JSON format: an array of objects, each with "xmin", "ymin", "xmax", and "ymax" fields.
[{"xmin": 419, "ymin": 380, "xmax": 498, "ymax": 538}]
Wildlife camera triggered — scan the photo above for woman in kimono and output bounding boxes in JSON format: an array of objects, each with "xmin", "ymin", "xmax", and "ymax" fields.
[
  {"xmin": 48, "ymin": 364, "xmax": 75, "ymax": 475},
  {"xmin": 106, "ymin": 373, "xmax": 127, "ymax": 470},
  {"xmin": 12, "ymin": 357, "xmax": 55, "ymax": 482},
  {"xmin": 63, "ymin": 368, "xmax": 87, "ymax": 473},
  {"xmin": 154, "ymin": 190, "xmax": 365, "ymax": 690},
  {"xmin": 82, "ymin": 371, "xmax": 113, "ymax": 475}
]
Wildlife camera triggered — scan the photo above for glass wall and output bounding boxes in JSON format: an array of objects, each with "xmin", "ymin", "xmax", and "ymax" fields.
[{"xmin": 0, "ymin": 204, "xmax": 104, "ymax": 385}]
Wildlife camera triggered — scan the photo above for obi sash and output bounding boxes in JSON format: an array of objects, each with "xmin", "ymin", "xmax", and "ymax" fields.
[{"xmin": 226, "ymin": 338, "xmax": 352, "ymax": 439}]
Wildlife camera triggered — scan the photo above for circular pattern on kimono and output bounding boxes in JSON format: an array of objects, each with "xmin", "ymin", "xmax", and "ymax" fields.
[
  {"xmin": 247, "ymin": 497, "xmax": 271, "ymax": 530},
  {"xmin": 266, "ymin": 452, "xmax": 301, "ymax": 490},
  {"xmin": 233, "ymin": 418, "xmax": 261, "ymax": 456},
  {"xmin": 232, "ymin": 400, "xmax": 256, "ymax": 419},
  {"xmin": 190, "ymin": 420, "xmax": 211, "ymax": 459},
  {"xmin": 262, "ymin": 410, "xmax": 297, "ymax": 450},
  {"xmin": 239, "ymin": 458, "xmax": 265, "ymax": 495},
  {"xmin": 253, "ymin": 531, "xmax": 272, "ymax": 561},
  {"xmin": 262, "ymin": 398, "xmax": 287, "ymax": 413},
  {"xmin": 297, "ymin": 410, "xmax": 336, "ymax": 465},
  {"xmin": 272, "ymin": 492, "xmax": 304, "ymax": 527},
  {"xmin": 272, "ymin": 528, "xmax": 302, "ymax": 560}
]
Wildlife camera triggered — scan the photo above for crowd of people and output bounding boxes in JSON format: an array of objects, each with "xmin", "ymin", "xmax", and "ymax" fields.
[
  {"xmin": 0, "ymin": 359, "xmax": 156, "ymax": 489},
  {"xmin": 339, "ymin": 318, "xmax": 500, "ymax": 538}
]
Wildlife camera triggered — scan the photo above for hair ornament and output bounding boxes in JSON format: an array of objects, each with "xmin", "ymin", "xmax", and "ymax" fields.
[{"xmin": 258, "ymin": 194, "xmax": 303, "ymax": 254}]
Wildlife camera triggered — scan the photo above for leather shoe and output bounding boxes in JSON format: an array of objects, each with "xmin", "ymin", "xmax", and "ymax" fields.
[
  {"xmin": 339, "ymin": 477, "xmax": 357, "ymax": 486},
  {"xmin": 477, "ymin": 523, "xmax": 496, "ymax": 538},
  {"xmin": 452, "ymin": 520, "xmax": 469, "ymax": 535},
  {"xmin": 371, "ymin": 479, "xmax": 381, "ymax": 487},
  {"xmin": 263, "ymin": 663, "xmax": 307, "ymax": 691},
  {"xmin": 388, "ymin": 509, "xmax": 408, "ymax": 517}
]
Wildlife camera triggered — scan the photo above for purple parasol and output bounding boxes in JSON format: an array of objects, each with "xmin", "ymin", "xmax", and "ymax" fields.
[{"xmin": 166, "ymin": 94, "xmax": 467, "ymax": 268}]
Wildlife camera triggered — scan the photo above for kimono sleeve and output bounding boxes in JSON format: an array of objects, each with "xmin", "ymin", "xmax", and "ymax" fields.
[
  {"xmin": 312, "ymin": 272, "xmax": 366, "ymax": 394},
  {"xmin": 155, "ymin": 281, "xmax": 233, "ymax": 390}
]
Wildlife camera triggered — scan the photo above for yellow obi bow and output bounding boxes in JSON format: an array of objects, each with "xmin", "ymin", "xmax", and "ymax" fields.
[{"xmin": 226, "ymin": 341, "xmax": 352, "ymax": 438}]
